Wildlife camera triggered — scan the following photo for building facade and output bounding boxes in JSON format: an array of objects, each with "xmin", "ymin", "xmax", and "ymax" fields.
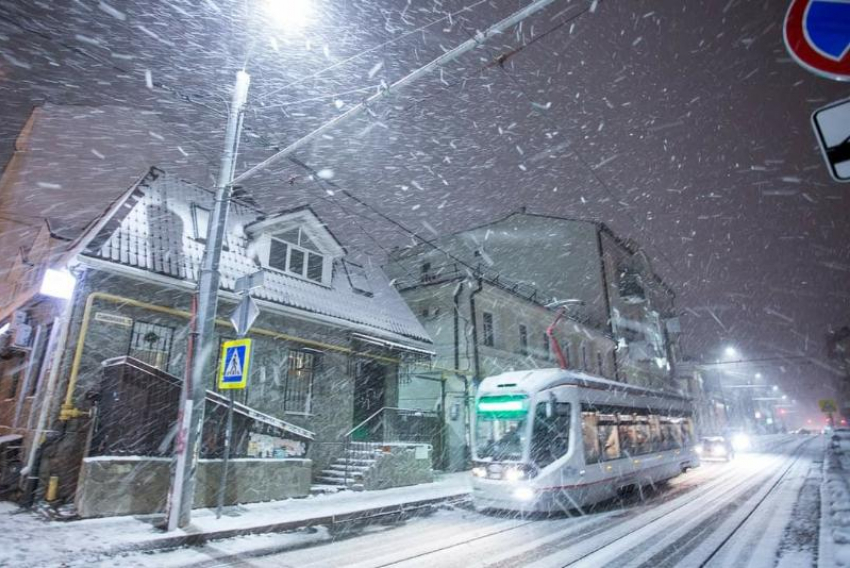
[
  {"xmin": 0, "ymin": 168, "xmax": 435, "ymax": 513},
  {"xmin": 385, "ymin": 211, "xmax": 683, "ymax": 469}
]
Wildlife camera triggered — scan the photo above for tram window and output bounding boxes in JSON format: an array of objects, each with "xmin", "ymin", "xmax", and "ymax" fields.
[
  {"xmin": 582, "ymin": 411, "xmax": 601, "ymax": 464},
  {"xmin": 531, "ymin": 402, "xmax": 571, "ymax": 468},
  {"xmin": 681, "ymin": 418, "xmax": 694, "ymax": 447},
  {"xmin": 661, "ymin": 419, "xmax": 682, "ymax": 450},
  {"xmin": 597, "ymin": 414, "xmax": 620, "ymax": 461},
  {"xmin": 634, "ymin": 419, "xmax": 651, "ymax": 454},
  {"xmin": 618, "ymin": 416, "xmax": 637, "ymax": 457},
  {"xmin": 648, "ymin": 415, "xmax": 663, "ymax": 452}
]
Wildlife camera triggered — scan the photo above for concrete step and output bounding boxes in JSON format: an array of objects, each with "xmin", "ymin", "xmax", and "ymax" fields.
[
  {"xmin": 334, "ymin": 455, "xmax": 377, "ymax": 465},
  {"xmin": 309, "ymin": 484, "xmax": 347, "ymax": 495},
  {"xmin": 328, "ymin": 463, "xmax": 371, "ymax": 473},
  {"xmin": 319, "ymin": 468, "xmax": 365, "ymax": 480},
  {"xmin": 316, "ymin": 476, "xmax": 358, "ymax": 486},
  {"xmin": 345, "ymin": 450, "xmax": 381, "ymax": 459}
]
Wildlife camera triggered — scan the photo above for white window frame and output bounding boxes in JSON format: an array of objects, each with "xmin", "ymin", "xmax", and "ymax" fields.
[{"xmin": 260, "ymin": 230, "xmax": 332, "ymax": 286}]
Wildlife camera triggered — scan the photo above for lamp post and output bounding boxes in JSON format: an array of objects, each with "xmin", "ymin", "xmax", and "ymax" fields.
[
  {"xmin": 167, "ymin": 69, "xmax": 251, "ymax": 531},
  {"xmin": 166, "ymin": 0, "xmax": 321, "ymax": 530},
  {"xmin": 163, "ymin": 0, "xmax": 570, "ymax": 530}
]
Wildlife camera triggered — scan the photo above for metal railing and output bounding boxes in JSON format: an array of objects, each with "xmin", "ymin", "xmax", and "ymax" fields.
[
  {"xmin": 341, "ymin": 406, "xmax": 442, "ymax": 482},
  {"xmin": 90, "ymin": 356, "xmax": 313, "ymax": 459}
]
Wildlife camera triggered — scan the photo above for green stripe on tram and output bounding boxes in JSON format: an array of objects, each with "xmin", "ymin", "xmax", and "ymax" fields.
[{"xmin": 477, "ymin": 395, "xmax": 529, "ymax": 417}]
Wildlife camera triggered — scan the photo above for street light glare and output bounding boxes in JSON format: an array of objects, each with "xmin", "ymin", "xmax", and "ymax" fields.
[
  {"xmin": 265, "ymin": 0, "xmax": 314, "ymax": 30},
  {"xmin": 724, "ymin": 346, "xmax": 738, "ymax": 358}
]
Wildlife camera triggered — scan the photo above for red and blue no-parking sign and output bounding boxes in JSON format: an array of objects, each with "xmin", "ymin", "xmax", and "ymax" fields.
[{"xmin": 785, "ymin": 0, "xmax": 850, "ymax": 81}]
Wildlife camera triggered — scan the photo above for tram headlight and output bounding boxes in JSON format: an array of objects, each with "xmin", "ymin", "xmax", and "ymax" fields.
[
  {"xmin": 513, "ymin": 486, "xmax": 535, "ymax": 501},
  {"xmin": 472, "ymin": 466, "xmax": 487, "ymax": 478}
]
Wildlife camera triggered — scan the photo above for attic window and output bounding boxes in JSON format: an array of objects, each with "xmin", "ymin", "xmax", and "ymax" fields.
[{"xmin": 266, "ymin": 227, "xmax": 327, "ymax": 283}]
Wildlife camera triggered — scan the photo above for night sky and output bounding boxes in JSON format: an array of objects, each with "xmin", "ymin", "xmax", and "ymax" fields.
[{"xmin": 1, "ymin": 0, "xmax": 848, "ymax": 419}]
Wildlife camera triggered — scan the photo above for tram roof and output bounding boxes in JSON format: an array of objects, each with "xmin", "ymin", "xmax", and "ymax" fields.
[{"xmin": 478, "ymin": 368, "xmax": 690, "ymax": 402}]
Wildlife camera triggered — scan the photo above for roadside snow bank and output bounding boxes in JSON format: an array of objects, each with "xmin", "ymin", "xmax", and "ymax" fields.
[{"xmin": 822, "ymin": 437, "xmax": 850, "ymax": 566}]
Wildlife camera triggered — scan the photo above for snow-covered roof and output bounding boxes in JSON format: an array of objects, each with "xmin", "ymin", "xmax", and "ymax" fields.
[{"xmin": 81, "ymin": 168, "xmax": 431, "ymax": 346}]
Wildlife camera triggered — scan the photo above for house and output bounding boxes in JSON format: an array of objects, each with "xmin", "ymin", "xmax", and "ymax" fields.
[
  {"xmin": 385, "ymin": 210, "xmax": 686, "ymax": 470},
  {"xmin": 0, "ymin": 167, "xmax": 436, "ymax": 516}
]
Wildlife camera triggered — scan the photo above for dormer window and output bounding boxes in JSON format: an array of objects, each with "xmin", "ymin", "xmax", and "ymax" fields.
[
  {"xmin": 248, "ymin": 207, "xmax": 344, "ymax": 287},
  {"xmin": 265, "ymin": 226, "xmax": 328, "ymax": 284}
]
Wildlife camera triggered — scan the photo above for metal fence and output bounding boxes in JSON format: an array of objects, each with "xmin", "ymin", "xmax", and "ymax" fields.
[{"xmin": 89, "ymin": 357, "xmax": 312, "ymax": 459}]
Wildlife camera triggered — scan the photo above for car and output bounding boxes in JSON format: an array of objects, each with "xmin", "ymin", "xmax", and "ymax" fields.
[
  {"xmin": 796, "ymin": 428, "xmax": 812, "ymax": 435},
  {"xmin": 696, "ymin": 436, "xmax": 733, "ymax": 461}
]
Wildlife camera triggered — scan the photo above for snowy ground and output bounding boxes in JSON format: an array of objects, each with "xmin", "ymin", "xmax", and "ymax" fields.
[
  {"xmin": 820, "ymin": 431, "xmax": 850, "ymax": 567},
  {"xmin": 62, "ymin": 434, "xmax": 823, "ymax": 568},
  {"xmin": 0, "ymin": 472, "xmax": 470, "ymax": 568}
]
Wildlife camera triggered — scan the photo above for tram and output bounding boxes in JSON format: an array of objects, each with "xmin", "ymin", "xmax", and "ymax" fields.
[{"xmin": 471, "ymin": 368, "xmax": 699, "ymax": 513}]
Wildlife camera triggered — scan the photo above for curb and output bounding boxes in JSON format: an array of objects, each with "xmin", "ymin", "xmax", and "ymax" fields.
[{"xmin": 102, "ymin": 492, "xmax": 470, "ymax": 558}]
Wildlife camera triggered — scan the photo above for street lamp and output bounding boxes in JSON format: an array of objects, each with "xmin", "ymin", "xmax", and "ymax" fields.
[
  {"xmin": 163, "ymin": 0, "xmax": 569, "ymax": 531},
  {"xmin": 724, "ymin": 346, "xmax": 739, "ymax": 359},
  {"xmin": 169, "ymin": 1, "xmax": 315, "ymax": 531},
  {"xmin": 265, "ymin": 0, "xmax": 314, "ymax": 30}
]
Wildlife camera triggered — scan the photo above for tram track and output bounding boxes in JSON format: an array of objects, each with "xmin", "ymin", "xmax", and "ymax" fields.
[
  {"xmin": 551, "ymin": 436, "xmax": 815, "ymax": 568},
  {"xmin": 366, "ymin": 438, "xmax": 802, "ymax": 568}
]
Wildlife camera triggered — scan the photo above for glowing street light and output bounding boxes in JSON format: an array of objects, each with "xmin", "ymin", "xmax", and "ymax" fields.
[
  {"xmin": 265, "ymin": 0, "xmax": 314, "ymax": 30},
  {"xmin": 724, "ymin": 346, "xmax": 739, "ymax": 359},
  {"xmin": 39, "ymin": 268, "xmax": 76, "ymax": 300}
]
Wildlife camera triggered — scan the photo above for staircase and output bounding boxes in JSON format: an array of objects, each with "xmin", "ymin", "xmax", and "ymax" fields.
[{"xmin": 314, "ymin": 442, "xmax": 381, "ymax": 492}]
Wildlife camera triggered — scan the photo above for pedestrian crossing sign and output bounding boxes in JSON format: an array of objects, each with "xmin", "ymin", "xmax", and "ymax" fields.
[{"xmin": 217, "ymin": 338, "xmax": 252, "ymax": 390}]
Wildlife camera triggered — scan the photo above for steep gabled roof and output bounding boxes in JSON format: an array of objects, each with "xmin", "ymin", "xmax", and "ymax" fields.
[{"xmin": 81, "ymin": 169, "xmax": 431, "ymax": 346}]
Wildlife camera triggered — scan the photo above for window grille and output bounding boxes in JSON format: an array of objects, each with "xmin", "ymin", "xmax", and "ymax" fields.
[
  {"xmin": 128, "ymin": 321, "xmax": 175, "ymax": 371},
  {"xmin": 284, "ymin": 350, "xmax": 316, "ymax": 413}
]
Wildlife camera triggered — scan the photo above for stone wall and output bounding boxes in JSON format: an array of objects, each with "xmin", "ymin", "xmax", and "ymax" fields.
[
  {"xmin": 361, "ymin": 444, "xmax": 433, "ymax": 490},
  {"xmin": 75, "ymin": 456, "xmax": 311, "ymax": 518}
]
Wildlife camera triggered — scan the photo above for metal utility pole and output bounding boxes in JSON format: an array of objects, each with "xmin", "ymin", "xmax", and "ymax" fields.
[
  {"xmin": 167, "ymin": 70, "xmax": 251, "ymax": 531},
  {"xmin": 165, "ymin": 0, "xmax": 567, "ymax": 530}
]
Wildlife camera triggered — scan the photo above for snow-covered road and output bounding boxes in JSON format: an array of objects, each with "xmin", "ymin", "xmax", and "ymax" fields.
[{"xmin": 91, "ymin": 435, "xmax": 824, "ymax": 568}]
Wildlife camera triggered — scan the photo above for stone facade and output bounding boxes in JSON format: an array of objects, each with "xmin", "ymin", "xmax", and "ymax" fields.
[
  {"xmin": 0, "ymin": 169, "xmax": 434, "ymax": 512},
  {"xmin": 75, "ymin": 456, "xmax": 312, "ymax": 518},
  {"xmin": 386, "ymin": 211, "xmax": 682, "ymax": 390}
]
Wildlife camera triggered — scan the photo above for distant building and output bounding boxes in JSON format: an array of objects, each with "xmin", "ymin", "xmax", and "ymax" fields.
[
  {"xmin": 828, "ymin": 326, "xmax": 850, "ymax": 419},
  {"xmin": 385, "ymin": 211, "xmax": 687, "ymax": 469},
  {"xmin": 0, "ymin": 167, "xmax": 436, "ymax": 515},
  {"xmin": 389, "ymin": 268, "xmax": 616, "ymax": 470}
]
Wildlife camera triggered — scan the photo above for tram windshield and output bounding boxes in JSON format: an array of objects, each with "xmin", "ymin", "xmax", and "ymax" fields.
[{"xmin": 475, "ymin": 395, "xmax": 529, "ymax": 461}]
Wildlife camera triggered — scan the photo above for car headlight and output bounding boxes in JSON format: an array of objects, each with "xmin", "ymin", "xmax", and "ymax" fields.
[
  {"xmin": 504, "ymin": 467, "xmax": 526, "ymax": 482},
  {"xmin": 732, "ymin": 434, "xmax": 751, "ymax": 451},
  {"xmin": 472, "ymin": 466, "xmax": 487, "ymax": 478},
  {"xmin": 513, "ymin": 487, "xmax": 535, "ymax": 501}
]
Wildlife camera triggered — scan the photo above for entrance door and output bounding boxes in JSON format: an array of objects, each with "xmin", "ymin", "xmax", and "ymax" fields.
[{"xmin": 352, "ymin": 360, "xmax": 386, "ymax": 441}]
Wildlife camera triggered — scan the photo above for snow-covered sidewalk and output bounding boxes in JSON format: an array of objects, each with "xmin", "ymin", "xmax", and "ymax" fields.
[
  {"xmin": 0, "ymin": 471, "xmax": 471, "ymax": 568},
  {"xmin": 820, "ymin": 434, "xmax": 850, "ymax": 567}
]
